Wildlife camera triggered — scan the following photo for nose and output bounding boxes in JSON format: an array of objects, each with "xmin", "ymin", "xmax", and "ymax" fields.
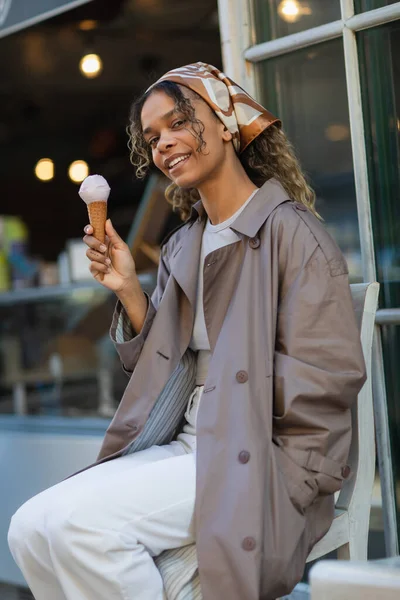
[{"xmin": 157, "ymin": 132, "xmax": 176, "ymax": 153}]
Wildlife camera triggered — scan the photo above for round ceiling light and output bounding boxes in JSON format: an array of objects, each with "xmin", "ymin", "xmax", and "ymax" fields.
[
  {"xmin": 79, "ymin": 53, "xmax": 103, "ymax": 79},
  {"xmin": 278, "ymin": 1, "xmax": 311, "ymax": 23},
  {"xmin": 35, "ymin": 158, "xmax": 54, "ymax": 181},
  {"xmin": 68, "ymin": 160, "xmax": 89, "ymax": 183}
]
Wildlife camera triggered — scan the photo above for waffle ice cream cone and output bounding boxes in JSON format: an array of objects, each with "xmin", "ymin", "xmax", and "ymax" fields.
[
  {"xmin": 87, "ymin": 201, "xmax": 107, "ymax": 244},
  {"xmin": 78, "ymin": 175, "xmax": 111, "ymax": 243}
]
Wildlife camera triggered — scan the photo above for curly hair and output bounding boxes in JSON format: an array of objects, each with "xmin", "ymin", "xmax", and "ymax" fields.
[{"xmin": 127, "ymin": 81, "xmax": 320, "ymax": 221}]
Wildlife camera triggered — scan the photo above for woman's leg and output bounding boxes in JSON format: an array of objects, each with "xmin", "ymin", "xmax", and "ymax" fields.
[{"xmin": 8, "ymin": 442, "xmax": 195, "ymax": 600}]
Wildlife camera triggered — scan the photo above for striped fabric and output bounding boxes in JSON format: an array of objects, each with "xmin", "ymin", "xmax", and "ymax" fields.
[
  {"xmin": 155, "ymin": 545, "xmax": 202, "ymax": 600},
  {"xmin": 123, "ymin": 349, "xmax": 197, "ymax": 455},
  {"xmin": 114, "ymin": 309, "xmax": 202, "ymax": 598},
  {"xmin": 115, "ymin": 309, "xmax": 134, "ymax": 344}
]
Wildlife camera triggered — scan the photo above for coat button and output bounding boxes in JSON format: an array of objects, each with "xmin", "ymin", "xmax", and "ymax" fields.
[
  {"xmin": 236, "ymin": 370, "xmax": 248, "ymax": 383},
  {"xmin": 249, "ymin": 236, "xmax": 260, "ymax": 249},
  {"xmin": 242, "ymin": 537, "xmax": 256, "ymax": 551},
  {"xmin": 238, "ymin": 451, "xmax": 250, "ymax": 464},
  {"xmin": 341, "ymin": 465, "xmax": 351, "ymax": 479},
  {"xmin": 294, "ymin": 202, "xmax": 307, "ymax": 212}
]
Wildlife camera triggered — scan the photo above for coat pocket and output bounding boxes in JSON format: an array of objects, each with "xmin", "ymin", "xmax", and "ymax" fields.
[
  {"xmin": 261, "ymin": 443, "xmax": 309, "ymax": 598},
  {"xmin": 272, "ymin": 440, "xmax": 319, "ymax": 514}
]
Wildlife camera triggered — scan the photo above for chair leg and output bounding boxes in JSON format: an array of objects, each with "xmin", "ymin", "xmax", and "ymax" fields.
[
  {"xmin": 337, "ymin": 542, "xmax": 350, "ymax": 560},
  {"xmin": 337, "ymin": 515, "xmax": 369, "ymax": 560}
]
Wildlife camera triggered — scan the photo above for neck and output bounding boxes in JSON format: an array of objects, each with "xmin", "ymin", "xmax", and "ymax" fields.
[{"xmin": 197, "ymin": 155, "xmax": 258, "ymax": 225}]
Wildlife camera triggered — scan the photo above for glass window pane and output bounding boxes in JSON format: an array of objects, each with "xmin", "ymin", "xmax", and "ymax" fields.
[
  {"xmin": 355, "ymin": 1, "xmax": 399, "ymax": 12},
  {"xmin": 253, "ymin": 0, "xmax": 340, "ymax": 42},
  {"xmin": 257, "ymin": 39, "xmax": 362, "ymax": 282},
  {"xmin": 0, "ymin": 288, "xmax": 125, "ymax": 417},
  {"xmin": 358, "ymin": 21, "xmax": 400, "ymax": 540}
]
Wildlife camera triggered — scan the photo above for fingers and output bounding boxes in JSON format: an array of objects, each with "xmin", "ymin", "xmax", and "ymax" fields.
[
  {"xmin": 89, "ymin": 260, "xmax": 110, "ymax": 275},
  {"xmin": 83, "ymin": 232, "xmax": 107, "ymax": 254},
  {"xmin": 86, "ymin": 247, "xmax": 111, "ymax": 265},
  {"xmin": 105, "ymin": 219, "xmax": 125, "ymax": 248}
]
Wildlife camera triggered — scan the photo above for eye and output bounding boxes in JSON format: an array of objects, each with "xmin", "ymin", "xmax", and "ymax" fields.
[
  {"xmin": 148, "ymin": 137, "xmax": 159, "ymax": 148},
  {"xmin": 172, "ymin": 119, "xmax": 186, "ymax": 128}
]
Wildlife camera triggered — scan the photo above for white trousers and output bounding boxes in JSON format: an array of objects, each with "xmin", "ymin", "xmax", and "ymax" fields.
[{"xmin": 8, "ymin": 386, "xmax": 204, "ymax": 600}]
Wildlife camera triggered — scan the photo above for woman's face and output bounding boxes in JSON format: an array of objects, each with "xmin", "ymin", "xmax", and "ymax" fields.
[{"xmin": 140, "ymin": 88, "xmax": 233, "ymax": 189}]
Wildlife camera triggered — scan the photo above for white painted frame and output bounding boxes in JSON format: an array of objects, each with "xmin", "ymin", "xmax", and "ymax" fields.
[{"xmin": 217, "ymin": 0, "xmax": 399, "ymax": 557}]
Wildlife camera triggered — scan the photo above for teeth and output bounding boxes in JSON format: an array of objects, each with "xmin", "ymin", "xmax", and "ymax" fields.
[{"xmin": 169, "ymin": 155, "xmax": 189, "ymax": 168}]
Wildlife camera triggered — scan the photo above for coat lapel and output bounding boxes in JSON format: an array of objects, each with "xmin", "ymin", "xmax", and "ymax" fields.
[{"xmin": 168, "ymin": 217, "xmax": 204, "ymax": 352}]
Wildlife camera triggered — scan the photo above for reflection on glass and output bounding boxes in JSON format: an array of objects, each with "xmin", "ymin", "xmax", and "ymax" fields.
[
  {"xmin": 258, "ymin": 39, "xmax": 361, "ymax": 281},
  {"xmin": 355, "ymin": 0, "xmax": 399, "ymax": 12},
  {"xmin": 358, "ymin": 21, "xmax": 400, "ymax": 538},
  {"xmin": 253, "ymin": 0, "xmax": 340, "ymax": 43},
  {"xmin": 0, "ymin": 288, "xmax": 125, "ymax": 418}
]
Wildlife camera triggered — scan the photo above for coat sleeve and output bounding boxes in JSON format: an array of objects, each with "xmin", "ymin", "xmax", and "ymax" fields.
[
  {"xmin": 273, "ymin": 215, "xmax": 367, "ymax": 501},
  {"xmin": 109, "ymin": 249, "xmax": 170, "ymax": 375}
]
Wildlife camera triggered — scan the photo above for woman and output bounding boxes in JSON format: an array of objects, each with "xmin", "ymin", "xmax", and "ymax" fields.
[{"xmin": 8, "ymin": 63, "xmax": 366, "ymax": 600}]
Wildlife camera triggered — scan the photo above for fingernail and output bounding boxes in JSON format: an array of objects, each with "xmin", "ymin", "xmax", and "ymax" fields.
[
  {"xmin": 84, "ymin": 226, "xmax": 90, "ymax": 233},
  {"xmin": 100, "ymin": 245, "xmax": 107, "ymax": 252},
  {"xmin": 106, "ymin": 258, "xmax": 111, "ymax": 265}
]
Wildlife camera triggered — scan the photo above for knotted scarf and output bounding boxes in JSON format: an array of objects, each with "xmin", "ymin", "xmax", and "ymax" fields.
[{"xmin": 148, "ymin": 62, "xmax": 281, "ymax": 153}]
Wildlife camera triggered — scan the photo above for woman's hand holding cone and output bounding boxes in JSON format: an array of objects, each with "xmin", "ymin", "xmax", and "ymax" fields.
[
  {"xmin": 84, "ymin": 219, "xmax": 148, "ymax": 333},
  {"xmin": 83, "ymin": 219, "xmax": 137, "ymax": 294}
]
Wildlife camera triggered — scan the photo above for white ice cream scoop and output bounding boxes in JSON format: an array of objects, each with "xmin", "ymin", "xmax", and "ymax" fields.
[
  {"xmin": 78, "ymin": 174, "xmax": 110, "ymax": 204},
  {"xmin": 79, "ymin": 175, "xmax": 110, "ymax": 243}
]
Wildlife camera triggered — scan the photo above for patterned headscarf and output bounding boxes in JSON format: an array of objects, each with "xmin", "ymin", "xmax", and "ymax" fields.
[{"xmin": 148, "ymin": 62, "xmax": 281, "ymax": 154}]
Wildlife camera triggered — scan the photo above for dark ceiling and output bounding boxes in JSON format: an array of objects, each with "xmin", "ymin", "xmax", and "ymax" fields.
[{"xmin": 0, "ymin": 0, "xmax": 221, "ymax": 260}]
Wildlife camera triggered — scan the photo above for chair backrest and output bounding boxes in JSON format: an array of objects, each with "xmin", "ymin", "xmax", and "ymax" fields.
[{"xmin": 335, "ymin": 282, "xmax": 380, "ymax": 515}]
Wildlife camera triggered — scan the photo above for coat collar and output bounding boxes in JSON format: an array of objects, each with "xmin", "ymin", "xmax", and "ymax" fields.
[
  {"xmin": 190, "ymin": 177, "xmax": 291, "ymax": 239},
  {"xmin": 168, "ymin": 177, "xmax": 291, "ymax": 339}
]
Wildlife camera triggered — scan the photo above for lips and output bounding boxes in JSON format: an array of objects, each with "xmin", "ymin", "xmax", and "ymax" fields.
[{"xmin": 164, "ymin": 153, "xmax": 191, "ymax": 170}]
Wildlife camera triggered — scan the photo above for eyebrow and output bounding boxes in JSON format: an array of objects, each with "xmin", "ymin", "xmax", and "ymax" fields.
[{"xmin": 142, "ymin": 108, "xmax": 178, "ymax": 136}]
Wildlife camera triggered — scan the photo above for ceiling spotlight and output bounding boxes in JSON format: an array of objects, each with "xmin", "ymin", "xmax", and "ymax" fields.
[
  {"xmin": 35, "ymin": 158, "xmax": 54, "ymax": 181},
  {"xmin": 278, "ymin": 1, "xmax": 311, "ymax": 23},
  {"xmin": 79, "ymin": 53, "xmax": 103, "ymax": 79},
  {"xmin": 68, "ymin": 160, "xmax": 89, "ymax": 183},
  {"xmin": 78, "ymin": 20, "xmax": 98, "ymax": 31}
]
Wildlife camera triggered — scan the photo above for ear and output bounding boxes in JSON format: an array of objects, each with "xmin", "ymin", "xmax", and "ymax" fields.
[{"xmin": 221, "ymin": 125, "xmax": 233, "ymax": 143}]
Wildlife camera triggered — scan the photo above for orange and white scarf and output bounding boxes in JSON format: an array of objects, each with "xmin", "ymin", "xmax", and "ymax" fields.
[{"xmin": 149, "ymin": 62, "xmax": 280, "ymax": 154}]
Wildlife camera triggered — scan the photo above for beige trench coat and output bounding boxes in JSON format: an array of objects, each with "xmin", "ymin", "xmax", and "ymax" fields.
[{"xmin": 94, "ymin": 177, "xmax": 366, "ymax": 599}]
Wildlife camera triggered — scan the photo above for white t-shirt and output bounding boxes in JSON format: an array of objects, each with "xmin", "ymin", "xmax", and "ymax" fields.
[{"xmin": 190, "ymin": 189, "xmax": 258, "ymax": 382}]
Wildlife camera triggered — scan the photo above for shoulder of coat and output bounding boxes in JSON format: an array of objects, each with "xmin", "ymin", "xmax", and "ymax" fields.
[
  {"xmin": 160, "ymin": 218, "xmax": 192, "ymax": 255},
  {"xmin": 273, "ymin": 202, "xmax": 348, "ymax": 277}
]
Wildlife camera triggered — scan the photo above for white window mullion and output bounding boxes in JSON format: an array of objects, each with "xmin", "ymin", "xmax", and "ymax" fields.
[
  {"xmin": 244, "ymin": 20, "xmax": 343, "ymax": 62},
  {"xmin": 217, "ymin": 0, "xmax": 257, "ymax": 96},
  {"xmin": 346, "ymin": 3, "xmax": 400, "ymax": 31},
  {"xmin": 341, "ymin": 3, "xmax": 375, "ymax": 282}
]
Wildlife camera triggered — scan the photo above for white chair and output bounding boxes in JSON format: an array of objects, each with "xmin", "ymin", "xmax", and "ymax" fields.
[
  {"xmin": 310, "ymin": 558, "xmax": 400, "ymax": 599},
  {"xmin": 307, "ymin": 282, "xmax": 380, "ymax": 562}
]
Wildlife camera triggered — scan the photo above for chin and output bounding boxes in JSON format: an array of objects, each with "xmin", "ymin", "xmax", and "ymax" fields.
[
  {"xmin": 172, "ymin": 169, "xmax": 208, "ymax": 191},
  {"xmin": 171, "ymin": 174, "xmax": 200, "ymax": 190}
]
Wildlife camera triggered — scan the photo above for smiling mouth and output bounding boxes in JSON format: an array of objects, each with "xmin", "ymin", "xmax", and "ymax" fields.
[{"xmin": 168, "ymin": 154, "xmax": 191, "ymax": 173}]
